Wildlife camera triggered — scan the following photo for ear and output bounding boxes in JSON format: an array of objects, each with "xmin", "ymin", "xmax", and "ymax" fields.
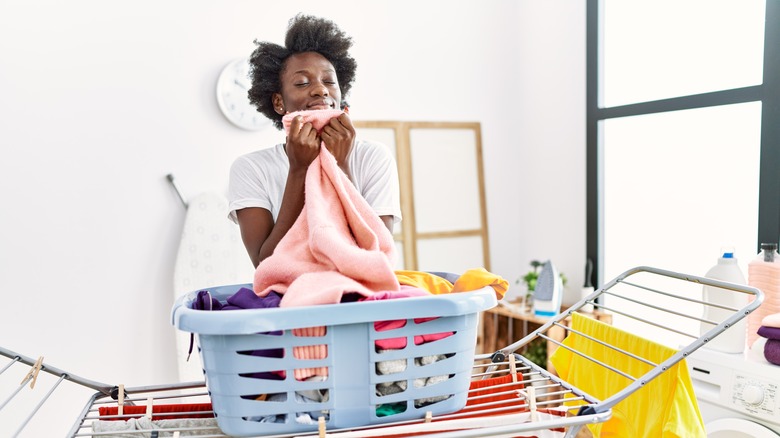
[{"xmin": 272, "ymin": 93, "xmax": 285, "ymax": 115}]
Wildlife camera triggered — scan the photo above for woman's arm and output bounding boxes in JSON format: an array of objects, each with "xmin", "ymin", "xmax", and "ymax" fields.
[
  {"xmin": 380, "ymin": 215, "xmax": 394, "ymax": 235},
  {"xmin": 237, "ymin": 116, "xmax": 320, "ymax": 267},
  {"xmin": 236, "ymin": 166, "xmax": 306, "ymax": 267}
]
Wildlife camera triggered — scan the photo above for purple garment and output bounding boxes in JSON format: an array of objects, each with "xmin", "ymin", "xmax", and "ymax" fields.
[
  {"xmin": 190, "ymin": 288, "xmax": 284, "ymax": 380},
  {"xmin": 192, "ymin": 287, "xmax": 282, "ymax": 311},
  {"xmin": 758, "ymin": 325, "xmax": 780, "ymax": 340},
  {"xmin": 765, "ymin": 339, "xmax": 780, "ymax": 365}
]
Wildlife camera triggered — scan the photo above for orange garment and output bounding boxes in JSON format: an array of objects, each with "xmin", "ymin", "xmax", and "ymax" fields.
[
  {"xmin": 395, "ymin": 270, "xmax": 454, "ymax": 294},
  {"xmin": 549, "ymin": 313, "xmax": 705, "ymax": 438},
  {"xmin": 453, "ymin": 268, "xmax": 508, "ymax": 299},
  {"xmin": 395, "ymin": 268, "xmax": 508, "ymax": 299}
]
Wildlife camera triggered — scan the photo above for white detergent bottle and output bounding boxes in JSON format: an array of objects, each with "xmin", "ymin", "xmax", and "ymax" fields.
[
  {"xmin": 700, "ymin": 248, "xmax": 748, "ymax": 353},
  {"xmin": 747, "ymin": 242, "xmax": 780, "ymax": 348}
]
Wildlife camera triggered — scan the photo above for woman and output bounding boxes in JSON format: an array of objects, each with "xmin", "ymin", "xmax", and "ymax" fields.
[{"xmin": 228, "ymin": 14, "xmax": 401, "ymax": 268}]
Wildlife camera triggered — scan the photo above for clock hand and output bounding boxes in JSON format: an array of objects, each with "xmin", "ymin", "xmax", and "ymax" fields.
[{"xmin": 234, "ymin": 79, "xmax": 248, "ymax": 90}]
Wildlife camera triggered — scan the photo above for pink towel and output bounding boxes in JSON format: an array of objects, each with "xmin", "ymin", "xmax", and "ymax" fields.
[
  {"xmin": 253, "ymin": 109, "xmax": 399, "ymax": 307},
  {"xmin": 253, "ymin": 109, "xmax": 399, "ymax": 379}
]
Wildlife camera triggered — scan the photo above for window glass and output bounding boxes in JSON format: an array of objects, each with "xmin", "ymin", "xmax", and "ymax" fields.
[
  {"xmin": 603, "ymin": 0, "xmax": 765, "ymax": 107},
  {"xmin": 603, "ymin": 102, "xmax": 761, "ymax": 293}
]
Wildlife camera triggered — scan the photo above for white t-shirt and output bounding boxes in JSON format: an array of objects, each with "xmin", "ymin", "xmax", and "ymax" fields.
[{"xmin": 228, "ymin": 139, "xmax": 402, "ymax": 224}]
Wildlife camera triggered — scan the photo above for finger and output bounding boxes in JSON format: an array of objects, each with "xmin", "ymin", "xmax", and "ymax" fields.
[
  {"xmin": 325, "ymin": 115, "xmax": 347, "ymax": 135},
  {"xmin": 336, "ymin": 113, "xmax": 354, "ymax": 133},
  {"xmin": 288, "ymin": 115, "xmax": 304, "ymax": 135},
  {"xmin": 320, "ymin": 124, "xmax": 336, "ymax": 138},
  {"xmin": 294, "ymin": 120, "xmax": 315, "ymax": 140},
  {"xmin": 337, "ymin": 112, "xmax": 352, "ymax": 126}
]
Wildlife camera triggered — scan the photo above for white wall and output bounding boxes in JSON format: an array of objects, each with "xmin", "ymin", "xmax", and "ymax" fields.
[{"xmin": 0, "ymin": 0, "xmax": 585, "ymax": 435}]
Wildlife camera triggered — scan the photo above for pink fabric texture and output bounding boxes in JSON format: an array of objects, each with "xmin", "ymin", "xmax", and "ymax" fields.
[
  {"xmin": 253, "ymin": 109, "xmax": 399, "ymax": 379},
  {"xmin": 291, "ymin": 326, "xmax": 328, "ymax": 381},
  {"xmin": 253, "ymin": 109, "xmax": 399, "ymax": 307},
  {"xmin": 362, "ymin": 285, "xmax": 455, "ymax": 350}
]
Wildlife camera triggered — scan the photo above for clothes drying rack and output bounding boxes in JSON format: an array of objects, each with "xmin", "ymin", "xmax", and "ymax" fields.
[{"xmin": 0, "ymin": 266, "xmax": 764, "ymax": 437}]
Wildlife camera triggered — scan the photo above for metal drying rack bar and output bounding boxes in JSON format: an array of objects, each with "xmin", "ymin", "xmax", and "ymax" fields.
[{"xmin": 0, "ymin": 265, "xmax": 764, "ymax": 437}]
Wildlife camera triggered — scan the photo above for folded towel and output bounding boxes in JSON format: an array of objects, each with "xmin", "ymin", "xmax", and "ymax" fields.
[
  {"xmin": 765, "ymin": 339, "xmax": 780, "ymax": 365},
  {"xmin": 763, "ymin": 312, "xmax": 780, "ymax": 328},
  {"xmin": 758, "ymin": 325, "xmax": 780, "ymax": 340},
  {"xmin": 253, "ymin": 109, "xmax": 399, "ymax": 307}
]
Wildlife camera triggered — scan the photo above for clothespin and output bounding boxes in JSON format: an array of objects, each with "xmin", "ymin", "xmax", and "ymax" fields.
[
  {"xmin": 117, "ymin": 384, "xmax": 125, "ymax": 416},
  {"xmin": 527, "ymin": 386, "xmax": 538, "ymax": 422},
  {"xmin": 508, "ymin": 354, "xmax": 518, "ymax": 383},
  {"xmin": 425, "ymin": 411, "xmax": 433, "ymax": 423},
  {"xmin": 518, "ymin": 386, "xmax": 538, "ymax": 422},
  {"xmin": 318, "ymin": 416, "xmax": 326, "ymax": 437},
  {"xmin": 21, "ymin": 356, "xmax": 44, "ymax": 389},
  {"xmin": 146, "ymin": 397, "xmax": 154, "ymax": 419}
]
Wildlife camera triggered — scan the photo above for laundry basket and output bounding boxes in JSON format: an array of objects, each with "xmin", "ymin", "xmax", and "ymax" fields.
[{"xmin": 171, "ymin": 283, "xmax": 497, "ymax": 436}]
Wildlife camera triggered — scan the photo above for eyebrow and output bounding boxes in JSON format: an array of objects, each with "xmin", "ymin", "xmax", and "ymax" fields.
[{"xmin": 291, "ymin": 68, "xmax": 336, "ymax": 75}]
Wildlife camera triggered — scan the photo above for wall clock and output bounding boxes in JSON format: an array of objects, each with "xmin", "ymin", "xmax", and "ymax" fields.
[{"xmin": 216, "ymin": 58, "xmax": 270, "ymax": 131}]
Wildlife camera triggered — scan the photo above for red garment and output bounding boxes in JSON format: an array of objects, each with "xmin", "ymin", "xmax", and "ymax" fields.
[
  {"xmin": 364, "ymin": 286, "xmax": 454, "ymax": 349},
  {"xmin": 98, "ymin": 403, "xmax": 213, "ymax": 420},
  {"xmin": 379, "ymin": 374, "xmax": 566, "ymax": 437}
]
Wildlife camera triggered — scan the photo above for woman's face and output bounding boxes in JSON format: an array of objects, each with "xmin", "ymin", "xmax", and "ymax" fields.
[{"xmin": 273, "ymin": 51, "xmax": 341, "ymax": 114}]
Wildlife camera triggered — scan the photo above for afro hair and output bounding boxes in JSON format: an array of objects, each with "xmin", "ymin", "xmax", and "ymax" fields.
[{"xmin": 247, "ymin": 14, "xmax": 357, "ymax": 130}]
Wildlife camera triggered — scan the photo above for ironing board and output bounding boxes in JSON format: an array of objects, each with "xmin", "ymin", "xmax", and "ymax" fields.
[{"xmin": 172, "ymin": 191, "xmax": 254, "ymax": 383}]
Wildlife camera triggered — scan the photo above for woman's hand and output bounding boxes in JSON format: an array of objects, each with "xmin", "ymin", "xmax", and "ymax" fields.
[
  {"xmin": 285, "ymin": 115, "xmax": 321, "ymax": 173},
  {"xmin": 321, "ymin": 112, "xmax": 355, "ymax": 177}
]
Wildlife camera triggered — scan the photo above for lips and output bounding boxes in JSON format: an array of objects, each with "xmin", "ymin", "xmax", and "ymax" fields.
[{"xmin": 307, "ymin": 100, "xmax": 334, "ymax": 110}]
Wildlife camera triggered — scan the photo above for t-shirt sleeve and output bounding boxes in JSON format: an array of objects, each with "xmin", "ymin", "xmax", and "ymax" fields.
[
  {"xmin": 227, "ymin": 155, "xmax": 272, "ymax": 224},
  {"xmin": 357, "ymin": 141, "xmax": 402, "ymax": 224}
]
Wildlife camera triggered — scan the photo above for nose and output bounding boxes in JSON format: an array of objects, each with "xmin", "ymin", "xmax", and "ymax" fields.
[{"xmin": 311, "ymin": 82, "xmax": 329, "ymax": 97}]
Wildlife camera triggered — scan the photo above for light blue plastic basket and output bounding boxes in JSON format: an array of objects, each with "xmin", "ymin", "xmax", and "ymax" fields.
[{"xmin": 171, "ymin": 283, "xmax": 497, "ymax": 437}]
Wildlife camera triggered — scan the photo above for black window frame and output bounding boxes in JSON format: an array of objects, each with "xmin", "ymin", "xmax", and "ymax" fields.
[{"xmin": 586, "ymin": 0, "xmax": 780, "ymax": 287}]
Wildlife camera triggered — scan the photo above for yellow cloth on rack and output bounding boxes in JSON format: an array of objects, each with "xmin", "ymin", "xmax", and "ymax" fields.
[
  {"xmin": 549, "ymin": 313, "xmax": 704, "ymax": 438},
  {"xmin": 395, "ymin": 268, "xmax": 508, "ymax": 299}
]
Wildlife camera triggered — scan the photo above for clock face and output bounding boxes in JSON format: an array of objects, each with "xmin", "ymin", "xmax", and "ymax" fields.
[{"xmin": 216, "ymin": 58, "xmax": 270, "ymax": 131}]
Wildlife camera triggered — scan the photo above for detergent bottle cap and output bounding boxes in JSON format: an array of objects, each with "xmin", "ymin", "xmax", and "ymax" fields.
[{"xmin": 760, "ymin": 243, "xmax": 778, "ymax": 262}]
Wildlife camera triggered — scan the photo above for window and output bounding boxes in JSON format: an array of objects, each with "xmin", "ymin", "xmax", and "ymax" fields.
[{"xmin": 587, "ymin": 0, "xmax": 780, "ymax": 287}]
